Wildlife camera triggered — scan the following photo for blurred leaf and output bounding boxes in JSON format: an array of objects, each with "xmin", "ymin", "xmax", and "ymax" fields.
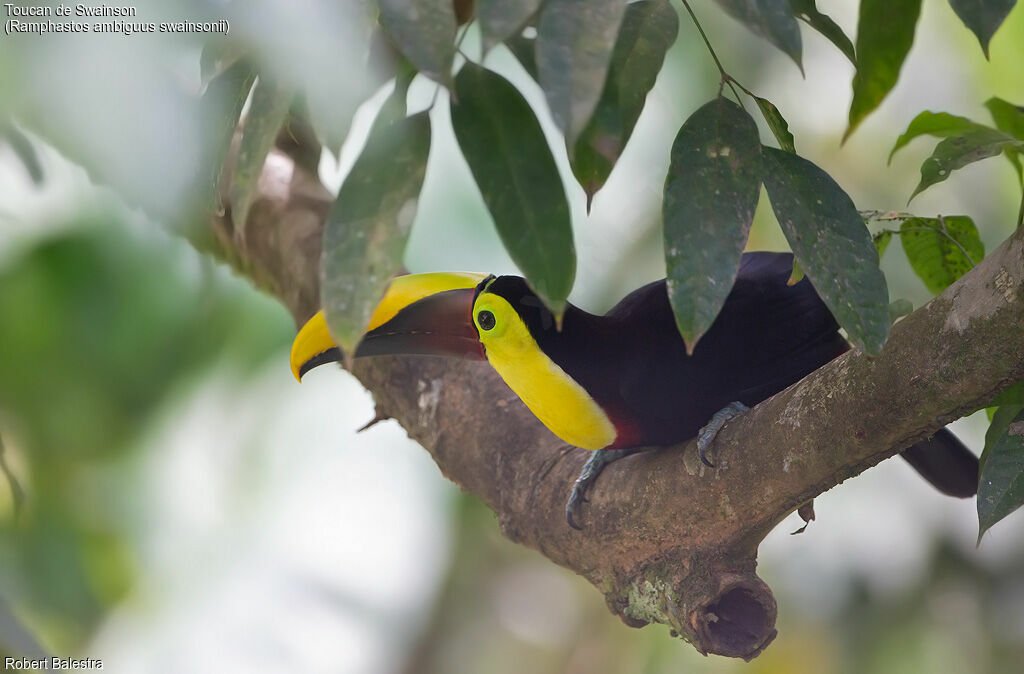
[
  {"xmin": 198, "ymin": 60, "xmax": 255, "ymax": 214},
  {"xmin": 978, "ymin": 407, "xmax": 1024, "ymax": 539},
  {"xmin": 230, "ymin": 76, "xmax": 294, "ymax": 241},
  {"xmin": 379, "ymin": 0, "xmax": 457, "ymax": 86},
  {"xmin": 845, "ymin": 0, "xmax": 922, "ymax": 142},
  {"xmin": 278, "ymin": 97, "xmax": 324, "ymax": 174},
  {"xmin": 506, "ymin": 34, "xmax": 539, "ymax": 79},
  {"xmin": 1, "ymin": 124, "xmax": 43, "ymax": 184},
  {"xmin": 888, "ymin": 298, "xmax": 914, "ymax": 322},
  {"xmin": 572, "ymin": 0, "xmax": 679, "ymax": 205},
  {"xmin": 199, "ymin": 38, "xmax": 247, "ymax": 89},
  {"xmin": 663, "ymin": 98, "xmax": 762, "ymax": 351},
  {"xmin": 754, "ymin": 96, "xmax": 796, "ymax": 153},
  {"xmin": 762, "ymin": 147, "xmax": 890, "ymax": 354},
  {"xmin": 713, "ymin": 0, "xmax": 803, "ymax": 70},
  {"xmin": 0, "ymin": 597, "xmax": 49, "ymax": 660},
  {"xmin": 0, "ymin": 435, "xmax": 25, "ymax": 517},
  {"xmin": 452, "ymin": 63, "xmax": 575, "ymax": 317},
  {"xmin": 320, "ymin": 106, "xmax": 431, "ymax": 353},
  {"xmin": 307, "ymin": 24, "xmax": 401, "ymax": 157},
  {"xmin": 900, "ymin": 216, "xmax": 983, "ymax": 294},
  {"xmin": 984, "ymin": 96, "xmax": 1024, "ymax": 181},
  {"xmin": 947, "ymin": 0, "xmax": 1017, "ymax": 58},
  {"xmin": 874, "ymin": 230, "xmax": 893, "ymax": 258},
  {"xmin": 909, "ymin": 129, "xmax": 1023, "ymax": 201},
  {"xmin": 789, "ymin": 0, "xmax": 856, "ymax": 64},
  {"xmin": 537, "ymin": 0, "xmax": 629, "ymax": 146},
  {"xmin": 478, "ymin": 0, "xmax": 542, "ymax": 51},
  {"xmin": 889, "ymin": 111, "xmax": 993, "ymax": 163}
]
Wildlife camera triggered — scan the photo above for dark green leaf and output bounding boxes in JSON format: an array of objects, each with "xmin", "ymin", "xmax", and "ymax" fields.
[
  {"xmin": 198, "ymin": 60, "xmax": 256, "ymax": 214},
  {"xmin": 992, "ymin": 381, "xmax": 1024, "ymax": 407},
  {"xmin": 983, "ymin": 405, "xmax": 1024, "ymax": 464},
  {"xmin": 889, "ymin": 111, "xmax": 993, "ymax": 164},
  {"xmin": 985, "ymin": 96, "xmax": 1024, "ymax": 182},
  {"xmin": 2, "ymin": 124, "xmax": 44, "ymax": 184},
  {"xmin": 478, "ymin": 0, "xmax": 543, "ymax": 51},
  {"xmin": 452, "ymin": 63, "xmax": 575, "ymax": 317},
  {"xmin": 537, "ymin": 0, "xmax": 629, "ymax": 146},
  {"xmin": 320, "ymin": 107, "xmax": 432, "ymax": 353},
  {"xmin": 754, "ymin": 96, "xmax": 796, "ymax": 153},
  {"xmin": 909, "ymin": 128, "xmax": 1023, "ymax": 201},
  {"xmin": 506, "ymin": 34, "xmax": 539, "ymax": 80},
  {"xmin": 572, "ymin": 0, "xmax": 679, "ymax": 205},
  {"xmin": 900, "ymin": 216, "xmax": 983, "ymax": 294},
  {"xmin": 948, "ymin": 0, "xmax": 1017, "ymax": 58},
  {"xmin": 789, "ymin": 0, "xmax": 856, "ymax": 64},
  {"xmin": 379, "ymin": 0, "xmax": 456, "ymax": 85},
  {"xmin": 762, "ymin": 147, "xmax": 890, "ymax": 354},
  {"xmin": 874, "ymin": 230, "xmax": 893, "ymax": 259},
  {"xmin": 663, "ymin": 98, "xmax": 763, "ymax": 351},
  {"xmin": 230, "ymin": 76, "xmax": 294, "ymax": 240},
  {"xmin": 714, "ymin": 0, "xmax": 803, "ymax": 70},
  {"xmin": 978, "ymin": 406, "xmax": 1024, "ymax": 539},
  {"xmin": 845, "ymin": 0, "xmax": 922, "ymax": 141}
]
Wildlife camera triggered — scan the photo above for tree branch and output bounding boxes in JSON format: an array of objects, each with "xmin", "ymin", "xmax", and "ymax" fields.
[{"xmin": 209, "ymin": 145, "xmax": 1024, "ymax": 660}]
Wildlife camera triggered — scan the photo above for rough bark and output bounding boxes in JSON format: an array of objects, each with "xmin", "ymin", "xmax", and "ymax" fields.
[{"xmin": 209, "ymin": 144, "xmax": 1024, "ymax": 659}]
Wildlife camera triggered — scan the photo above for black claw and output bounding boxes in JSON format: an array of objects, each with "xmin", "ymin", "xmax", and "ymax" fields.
[{"xmin": 698, "ymin": 446, "xmax": 715, "ymax": 468}]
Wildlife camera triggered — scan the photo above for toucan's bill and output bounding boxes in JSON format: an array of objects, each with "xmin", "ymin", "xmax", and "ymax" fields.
[{"xmin": 290, "ymin": 272, "xmax": 489, "ymax": 381}]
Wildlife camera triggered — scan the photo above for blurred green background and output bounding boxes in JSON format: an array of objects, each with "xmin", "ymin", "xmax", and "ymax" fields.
[{"xmin": 1, "ymin": 1, "xmax": 1024, "ymax": 672}]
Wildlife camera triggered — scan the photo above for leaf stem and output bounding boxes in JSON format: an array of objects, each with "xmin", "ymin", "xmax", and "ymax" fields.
[
  {"xmin": 678, "ymin": 0, "xmax": 744, "ymax": 106},
  {"xmin": 875, "ymin": 224, "xmax": 977, "ymax": 268},
  {"xmin": 1017, "ymin": 189, "xmax": 1023, "ymax": 230}
]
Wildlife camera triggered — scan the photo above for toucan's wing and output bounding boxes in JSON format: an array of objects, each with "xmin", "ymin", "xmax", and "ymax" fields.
[{"xmin": 608, "ymin": 252, "xmax": 848, "ymax": 440}]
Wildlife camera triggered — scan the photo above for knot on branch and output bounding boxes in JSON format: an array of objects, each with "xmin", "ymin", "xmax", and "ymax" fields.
[{"xmin": 607, "ymin": 557, "xmax": 777, "ymax": 660}]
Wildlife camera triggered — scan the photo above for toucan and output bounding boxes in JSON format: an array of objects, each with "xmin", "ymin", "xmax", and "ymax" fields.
[{"xmin": 291, "ymin": 252, "xmax": 979, "ymax": 528}]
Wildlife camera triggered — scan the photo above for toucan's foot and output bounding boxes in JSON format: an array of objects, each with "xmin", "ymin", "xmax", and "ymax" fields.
[
  {"xmin": 696, "ymin": 401, "xmax": 750, "ymax": 467},
  {"xmin": 566, "ymin": 448, "xmax": 651, "ymax": 530}
]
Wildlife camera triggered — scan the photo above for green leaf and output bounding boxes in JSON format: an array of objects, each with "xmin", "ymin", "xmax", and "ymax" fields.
[
  {"xmin": 789, "ymin": 0, "xmax": 856, "ymax": 64},
  {"xmin": 845, "ymin": 0, "xmax": 922, "ymax": 141},
  {"xmin": 754, "ymin": 96, "xmax": 796, "ymax": 153},
  {"xmin": 571, "ymin": 0, "xmax": 679, "ymax": 205},
  {"xmin": 978, "ymin": 406, "xmax": 1024, "ymax": 539},
  {"xmin": 947, "ymin": 0, "xmax": 1017, "ymax": 58},
  {"xmin": 985, "ymin": 96, "xmax": 1024, "ymax": 182},
  {"xmin": 992, "ymin": 381, "xmax": 1024, "ymax": 407},
  {"xmin": 506, "ymin": 34, "xmax": 539, "ymax": 80},
  {"xmin": 713, "ymin": 0, "xmax": 803, "ymax": 70},
  {"xmin": 198, "ymin": 60, "xmax": 256, "ymax": 214},
  {"xmin": 379, "ymin": 0, "xmax": 456, "ymax": 85},
  {"xmin": 230, "ymin": 76, "xmax": 294, "ymax": 241},
  {"xmin": 762, "ymin": 147, "xmax": 890, "ymax": 354},
  {"xmin": 889, "ymin": 111, "xmax": 993, "ymax": 164},
  {"xmin": 663, "ymin": 98, "xmax": 763, "ymax": 351},
  {"xmin": 536, "ymin": 0, "xmax": 629, "ymax": 146},
  {"xmin": 451, "ymin": 62, "xmax": 575, "ymax": 317},
  {"xmin": 478, "ymin": 0, "xmax": 543, "ymax": 51},
  {"xmin": 900, "ymin": 216, "xmax": 984, "ymax": 294},
  {"xmin": 909, "ymin": 128, "xmax": 1023, "ymax": 201},
  {"xmin": 320, "ymin": 106, "xmax": 432, "ymax": 353},
  {"xmin": 874, "ymin": 230, "xmax": 893, "ymax": 259}
]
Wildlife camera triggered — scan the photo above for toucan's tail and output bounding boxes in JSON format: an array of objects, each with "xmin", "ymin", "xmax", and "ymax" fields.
[{"xmin": 899, "ymin": 428, "xmax": 979, "ymax": 498}]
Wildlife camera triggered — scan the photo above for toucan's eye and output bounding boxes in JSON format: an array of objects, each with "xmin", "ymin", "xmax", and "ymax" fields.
[{"xmin": 477, "ymin": 310, "xmax": 496, "ymax": 331}]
